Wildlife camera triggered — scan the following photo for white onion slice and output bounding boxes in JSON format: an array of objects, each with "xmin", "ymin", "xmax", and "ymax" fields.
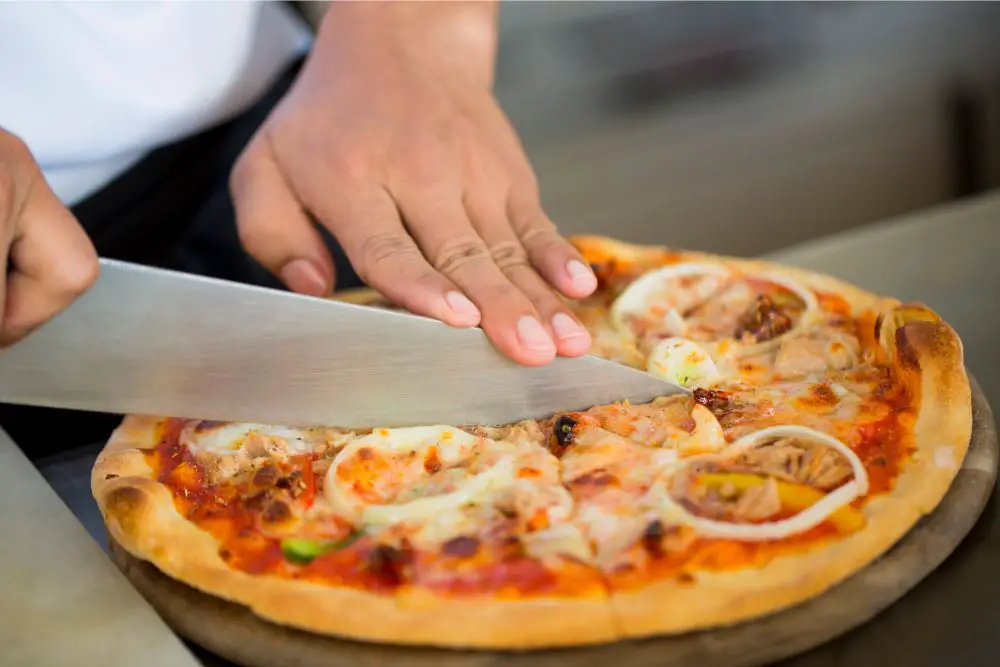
[
  {"xmin": 610, "ymin": 262, "xmax": 731, "ymax": 332},
  {"xmin": 731, "ymin": 271, "xmax": 821, "ymax": 356},
  {"xmin": 325, "ymin": 426, "xmax": 571, "ymax": 538},
  {"xmin": 610, "ymin": 262, "xmax": 822, "ymax": 358},
  {"xmin": 362, "ymin": 456, "xmax": 517, "ymax": 526},
  {"xmin": 324, "ymin": 426, "xmax": 481, "ymax": 521},
  {"xmin": 654, "ymin": 425, "xmax": 869, "ymax": 541}
]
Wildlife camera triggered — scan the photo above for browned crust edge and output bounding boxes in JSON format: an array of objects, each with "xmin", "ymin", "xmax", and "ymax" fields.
[
  {"xmin": 91, "ymin": 235, "xmax": 971, "ymax": 648},
  {"xmin": 566, "ymin": 236, "xmax": 972, "ymax": 637}
]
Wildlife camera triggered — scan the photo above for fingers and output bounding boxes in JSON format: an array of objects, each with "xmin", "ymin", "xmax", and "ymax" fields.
[
  {"xmin": 464, "ymin": 193, "xmax": 592, "ymax": 359},
  {"xmin": 2, "ymin": 178, "xmax": 98, "ymax": 346},
  {"xmin": 231, "ymin": 138, "xmax": 336, "ymax": 297},
  {"xmin": 318, "ymin": 186, "xmax": 482, "ymax": 329},
  {"xmin": 396, "ymin": 189, "xmax": 562, "ymax": 366},
  {"xmin": 507, "ymin": 186, "xmax": 597, "ymax": 300}
]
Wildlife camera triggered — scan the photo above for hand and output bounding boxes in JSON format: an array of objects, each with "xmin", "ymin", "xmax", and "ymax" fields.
[
  {"xmin": 0, "ymin": 128, "xmax": 99, "ymax": 346},
  {"xmin": 231, "ymin": 2, "xmax": 598, "ymax": 366}
]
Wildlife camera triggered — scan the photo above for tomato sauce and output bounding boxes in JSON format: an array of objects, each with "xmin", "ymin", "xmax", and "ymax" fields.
[{"xmin": 144, "ymin": 425, "xmax": 593, "ymax": 597}]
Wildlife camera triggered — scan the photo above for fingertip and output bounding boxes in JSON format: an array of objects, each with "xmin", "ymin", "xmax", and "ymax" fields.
[
  {"xmin": 443, "ymin": 291, "xmax": 482, "ymax": 327},
  {"xmin": 231, "ymin": 138, "xmax": 336, "ymax": 293},
  {"xmin": 510, "ymin": 315, "xmax": 558, "ymax": 365},
  {"xmin": 560, "ymin": 259, "xmax": 598, "ymax": 298},
  {"xmin": 531, "ymin": 248, "xmax": 597, "ymax": 300},
  {"xmin": 373, "ymin": 278, "xmax": 482, "ymax": 328},
  {"xmin": 280, "ymin": 258, "xmax": 331, "ymax": 297},
  {"xmin": 551, "ymin": 312, "xmax": 592, "ymax": 357},
  {"xmin": 468, "ymin": 313, "xmax": 555, "ymax": 366}
]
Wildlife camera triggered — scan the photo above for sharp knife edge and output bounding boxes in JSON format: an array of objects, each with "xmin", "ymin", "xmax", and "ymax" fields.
[{"xmin": 0, "ymin": 259, "xmax": 684, "ymax": 428}]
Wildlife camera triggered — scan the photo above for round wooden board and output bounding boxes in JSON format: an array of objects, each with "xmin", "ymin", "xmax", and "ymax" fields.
[{"xmin": 108, "ymin": 376, "xmax": 998, "ymax": 667}]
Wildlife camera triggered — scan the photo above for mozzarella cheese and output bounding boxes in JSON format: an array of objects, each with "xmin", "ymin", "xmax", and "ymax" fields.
[
  {"xmin": 680, "ymin": 404, "xmax": 728, "ymax": 454},
  {"xmin": 362, "ymin": 457, "xmax": 517, "ymax": 526},
  {"xmin": 180, "ymin": 422, "xmax": 313, "ymax": 455},
  {"xmin": 352, "ymin": 425, "xmax": 478, "ymax": 454},
  {"xmin": 573, "ymin": 499, "xmax": 654, "ymax": 570},
  {"xmin": 647, "ymin": 337, "xmax": 721, "ymax": 388},
  {"xmin": 519, "ymin": 523, "xmax": 593, "ymax": 563},
  {"xmin": 324, "ymin": 425, "xmax": 573, "ymax": 546}
]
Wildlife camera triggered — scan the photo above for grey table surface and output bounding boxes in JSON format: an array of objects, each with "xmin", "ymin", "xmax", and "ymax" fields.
[
  {"xmin": 0, "ymin": 432, "xmax": 200, "ymax": 667},
  {"xmin": 24, "ymin": 191, "xmax": 1000, "ymax": 666}
]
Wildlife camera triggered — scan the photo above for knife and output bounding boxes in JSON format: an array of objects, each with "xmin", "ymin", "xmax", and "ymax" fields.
[{"xmin": 0, "ymin": 259, "xmax": 684, "ymax": 428}]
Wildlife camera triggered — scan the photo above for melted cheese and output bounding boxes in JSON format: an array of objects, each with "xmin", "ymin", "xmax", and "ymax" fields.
[
  {"xmin": 718, "ymin": 377, "xmax": 872, "ymax": 445},
  {"xmin": 560, "ymin": 425, "xmax": 681, "ymax": 569},
  {"xmin": 580, "ymin": 400, "xmax": 726, "ymax": 454},
  {"xmin": 574, "ymin": 499, "xmax": 653, "ymax": 570},
  {"xmin": 324, "ymin": 425, "xmax": 573, "ymax": 546},
  {"xmin": 647, "ymin": 337, "xmax": 721, "ymax": 388},
  {"xmin": 521, "ymin": 523, "xmax": 593, "ymax": 563},
  {"xmin": 362, "ymin": 457, "xmax": 516, "ymax": 526},
  {"xmin": 680, "ymin": 404, "xmax": 727, "ymax": 454},
  {"xmin": 180, "ymin": 422, "xmax": 312, "ymax": 456}
]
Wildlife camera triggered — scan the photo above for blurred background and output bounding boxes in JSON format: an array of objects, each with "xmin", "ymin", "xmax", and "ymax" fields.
[{"xmin": 306, "ymin": 0, "xmax": 1000, "ymax": 256}]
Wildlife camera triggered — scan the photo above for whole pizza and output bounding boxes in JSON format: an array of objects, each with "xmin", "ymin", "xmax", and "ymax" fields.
[{"xmin": 92, "ymin": 236, "xmax": 972, "ymax": 649}]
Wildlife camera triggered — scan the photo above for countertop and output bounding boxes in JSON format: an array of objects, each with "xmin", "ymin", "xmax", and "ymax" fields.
[
  {"xmin": 0, "ymin": 433, "xmax": 199, "ymax": 666},
  {"xmin": 764, "ymin": 192, "xmax": 1000, "ymax": 667},
  {"xmin": 8, "ymin": 191, "xmax": 1000, "ymax": 666}
]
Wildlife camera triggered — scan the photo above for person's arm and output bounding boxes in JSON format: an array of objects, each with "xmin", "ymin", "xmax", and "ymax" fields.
[
  {"xmin": 231, "ymin": 1, "xmax": 598, "ymax": 366},
  {"xmin": 0, "ymin": 128, "xmax": 98, "ymax": 346}
]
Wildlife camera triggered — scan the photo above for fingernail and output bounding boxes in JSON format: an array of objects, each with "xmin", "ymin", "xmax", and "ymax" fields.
[
  {"xmin": 566, "ymin": 259, "xmax": 597, "ymax": 292},
  {"xmin": 445, "ymin": 291, "xmax": 480, "ymax": 319},
  {"xmin": 280, "ymin": 259, "xmax": 328, "ymax": 297},
  {"xmin": 516, "ymin": 316, "xmax": 556, "ymax": 353},
  {"xmin": 551, "ymin": 313, "xmax": 589, "ymax": 341}
]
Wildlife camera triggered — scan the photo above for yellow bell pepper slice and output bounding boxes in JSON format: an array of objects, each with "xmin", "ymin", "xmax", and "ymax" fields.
[{"xmin": 698, "ymin": 472, "xmax": 865, "ymax": 534}]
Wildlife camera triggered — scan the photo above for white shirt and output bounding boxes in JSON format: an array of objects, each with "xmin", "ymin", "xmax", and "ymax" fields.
[{"xmin": 0, "ymin": 1, "xmax": 312, "ymax": 205}]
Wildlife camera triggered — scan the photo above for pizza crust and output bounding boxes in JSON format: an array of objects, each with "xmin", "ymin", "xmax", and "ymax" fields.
[
  {"xmin": 567, "ymin": 236, "xmax": 971, "ymax": 637},
  {"xmin": 609, "ymin": 492, "xmax": 918, "ymax": 635},
  {"xmin": 92, "ymin": 421, "xmax": 619, "ymax": 649},
  {"xmin": 91, "ymin": 235, "xmax": 971, "ymax": 648}
]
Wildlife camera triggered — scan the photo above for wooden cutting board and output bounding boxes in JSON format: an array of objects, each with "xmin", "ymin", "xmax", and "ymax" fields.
[{"xmin": 108, "ymin": 376, "xmax": 999, "ymax": 667}]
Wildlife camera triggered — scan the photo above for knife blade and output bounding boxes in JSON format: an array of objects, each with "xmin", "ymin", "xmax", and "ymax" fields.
[{"xmin": 0, "ymin": 259, "xmax": 684, "ymax": 428}]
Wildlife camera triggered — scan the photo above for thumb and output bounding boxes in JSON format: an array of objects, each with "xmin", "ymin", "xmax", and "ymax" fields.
[{"xmin": 230, "ymin": 135, "xmax": 335, "ymax": 297}]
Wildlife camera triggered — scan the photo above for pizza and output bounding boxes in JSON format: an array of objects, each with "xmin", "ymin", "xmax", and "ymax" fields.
[{"xmin": 92, "ymin": 235, "xmax": 972, "ymax": 649}]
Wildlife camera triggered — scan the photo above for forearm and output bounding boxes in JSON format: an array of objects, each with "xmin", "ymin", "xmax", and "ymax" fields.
[{"xmin": 313, "ymin": 0, "xmax": 500, "ymax": 88}]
